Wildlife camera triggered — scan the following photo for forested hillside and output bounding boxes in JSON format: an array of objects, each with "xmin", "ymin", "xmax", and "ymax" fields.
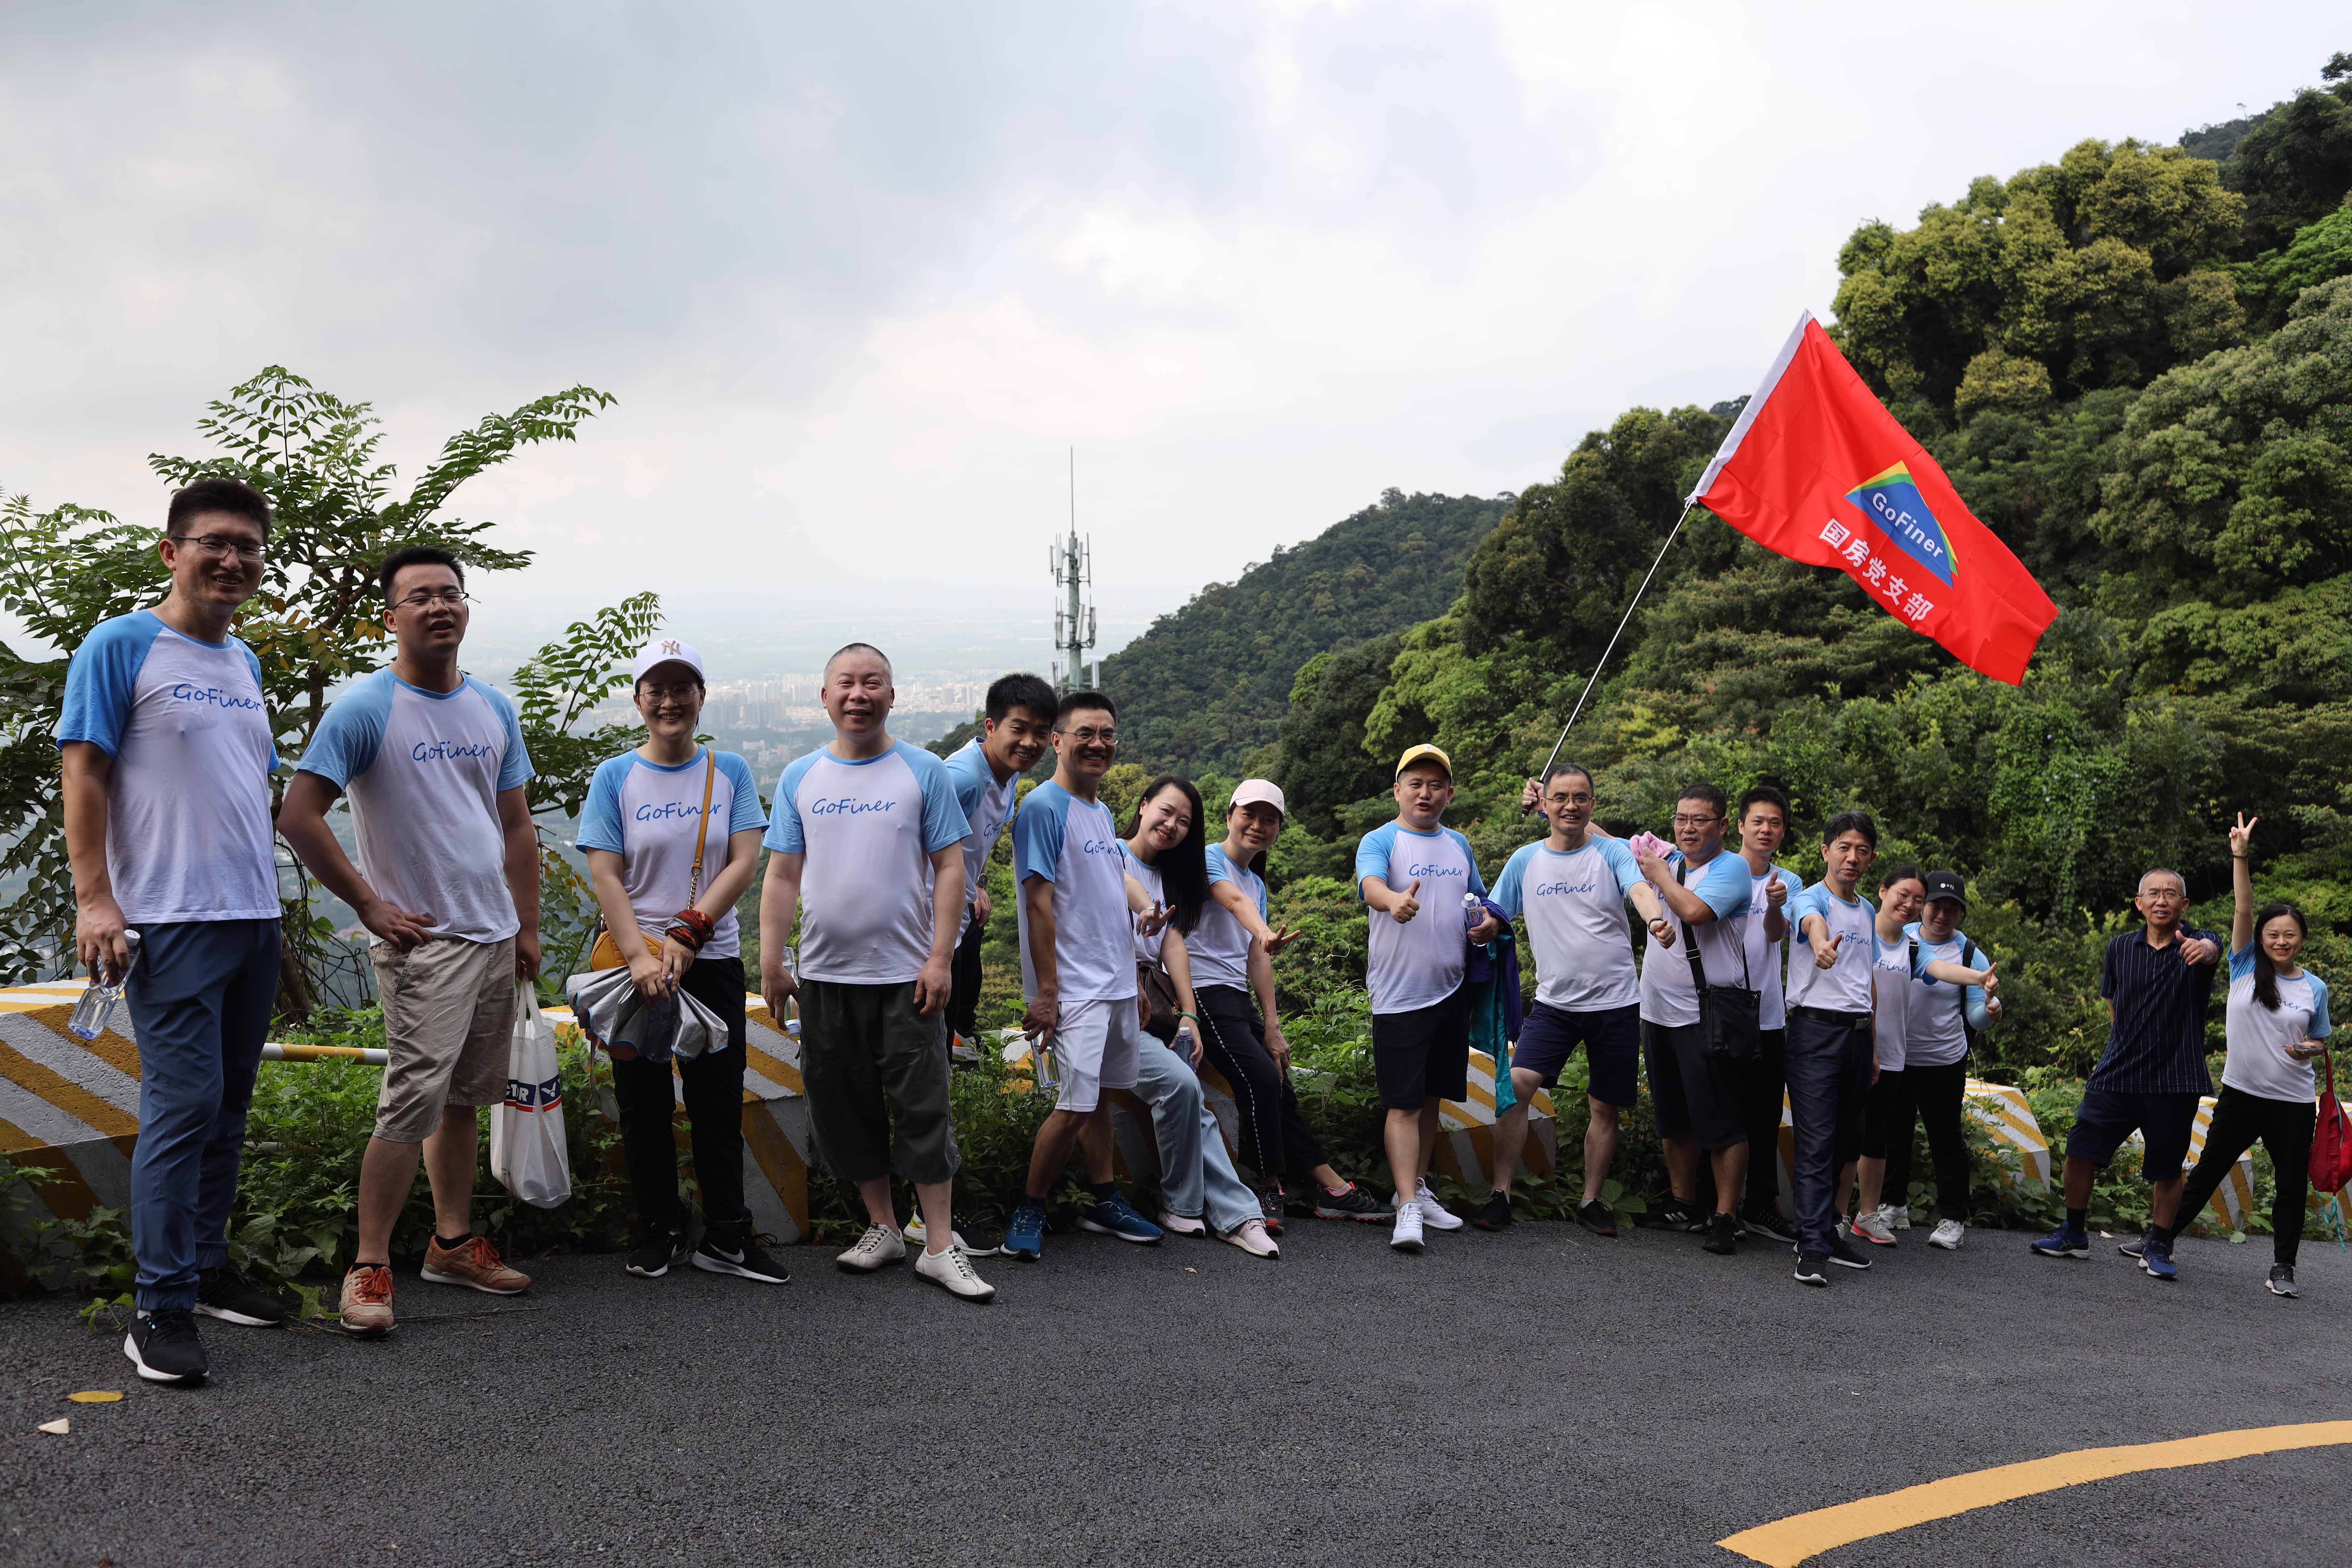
[
  {"xmin": 1250, "ymin": 54, "xmax": 2352, "ymax": 1078},
  {"xmin": 1098, "ymin": 489, "xmax": 1506, "ymax": 776}
]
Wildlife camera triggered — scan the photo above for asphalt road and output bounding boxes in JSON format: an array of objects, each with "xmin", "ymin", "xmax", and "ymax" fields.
[{"xmin": 2, "ymin": 1217, "xmax": 2344, "ymax": 1568}]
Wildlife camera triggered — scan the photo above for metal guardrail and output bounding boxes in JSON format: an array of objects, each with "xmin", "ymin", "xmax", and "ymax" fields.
[{"xmin": 260, "ymin": 1043, "xmax": 390, "ymax": 1065}]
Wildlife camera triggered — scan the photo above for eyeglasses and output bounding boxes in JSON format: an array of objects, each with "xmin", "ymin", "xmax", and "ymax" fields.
[
  {"xmin": 170, "ymin": 533, "xmax": 266, "ymax": 561},
  {"xmin": 640, "ymin": 684, "xmax": 701, "ymax": 702},
  {"xmin": 1546, "ymin": 792, "xmax": 1595, "ymax": 807},
  {"xmin": 1057, "ymin": 727, "xmax": 1116, "ymax": 745},
  {"xmin": 392, "ymin": 588, "xmax": 471, "ymax": 610},
  {"xmin": 1671, "ymin": 812, "xmax": 1723, "ymax": 827}
]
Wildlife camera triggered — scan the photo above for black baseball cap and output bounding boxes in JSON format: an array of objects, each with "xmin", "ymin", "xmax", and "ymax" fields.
[{"xmin": 1923, "ymin": 870, "xmax": 1967, "ymax": 908}]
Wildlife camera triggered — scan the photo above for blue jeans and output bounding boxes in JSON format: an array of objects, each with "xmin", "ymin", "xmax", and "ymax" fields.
[
  {"xmin": 123, "ymin": 919, "xmax": 281, "ymax": 1311},
  {"xmin": 1132, "ymin": 1035, "xmax": 1259, "ymax": 1233},
  {"xmin": 1784, "ymin": 1010, "xmax": 1872, "ymax": 1252}
]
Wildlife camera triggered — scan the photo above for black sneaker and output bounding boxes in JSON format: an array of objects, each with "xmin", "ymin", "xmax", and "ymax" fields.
[
  {"xmin": 1258, "ymin": 1190, "xmax": 1287, "ymax": 1238},
  {"xmin": 626, "ymin": 1229, "xmax": 689, "ymax": 1278},
  {"xmin": 2118, "ymin": 1235, "xmax": 2146, "ymax": 1259},
  {"xmin": 194, "ymin": 1265, "xmax": 289, "ymax": 1327},
  {"xmin": 1825, "ymin": 1234, "xmax": 1872, "ymax": 1270},
  {"xmin": 1703, "ymin": 1212, "xmax": 1738, "ymax": 1255},
  {"xmin": 1654, "ymin": 1197, "xmax": 1706, "ymax": 1232},
  {"xmin": 693, "ymin": 1231, "xmax": 791, "ymax": 1285},
  {"xmin": 124, "ymin": 1308, "xmax": 208, "ymax": 1384},
  {"xmin": 1793, "ymin": 1251, "xmax": 1829, "ymax": 1287},
  {"xmin": 2268, "ymin": 1265, "xmax": 2300, "ymax": 1298},
  {"xmin": 1470, "ymin": 1191, "xmax": 1513, "ymax": 1231},
  {"xmin": 1310, "ymin": 1181, "xmax": 1393, "ymax": 1221},
  {"xmin": 1741, "ymin": 1203, "xmax": 1799, "ymax": 1244},
  {"xmin": 1577, "ymin": 1198, "xmax": 1618, "ymax": 1237}
]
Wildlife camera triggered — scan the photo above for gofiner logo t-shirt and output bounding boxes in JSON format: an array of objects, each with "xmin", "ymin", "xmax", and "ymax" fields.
[{"xmin": 764, "ymin": 741, "xmax": 970, "ymax": 985}]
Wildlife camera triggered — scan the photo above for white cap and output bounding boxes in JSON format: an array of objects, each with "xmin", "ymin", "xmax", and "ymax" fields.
[
  {"xmin": 1230, "ymin": 779, "xmax": 1286, "ymax": 816},
  {"xmin": 631, "ymin": 636, "xmax": 706, "ymax": 685}
]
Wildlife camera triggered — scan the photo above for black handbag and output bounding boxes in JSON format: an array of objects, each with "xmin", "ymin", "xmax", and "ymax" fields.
[
  {"xmin": 1679, "ymin": 863, "xmax": 1761, "ymax": 1065},
  {"xmin": 1138, "ymin": 962, "xmax": 1182, "ymax": 1043}
]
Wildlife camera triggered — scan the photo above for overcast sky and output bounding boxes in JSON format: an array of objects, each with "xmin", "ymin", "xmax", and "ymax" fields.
[{"xmin": 0, "ymin": 3, "xmax": 2337, "ymax": 678}]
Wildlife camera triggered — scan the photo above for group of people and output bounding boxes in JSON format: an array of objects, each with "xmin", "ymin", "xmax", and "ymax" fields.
[{"xmin": 62, "ymin": 479, "xmax": 2336, "ymax": 1387}]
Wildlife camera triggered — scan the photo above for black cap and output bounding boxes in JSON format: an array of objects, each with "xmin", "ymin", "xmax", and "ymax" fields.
[{"xmin": 1922, "ymin": 869, "xmax": 1967, "ymax": 907}]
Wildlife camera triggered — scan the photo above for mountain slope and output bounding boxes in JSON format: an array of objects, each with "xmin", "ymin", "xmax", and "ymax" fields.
[{"xmin": 1102, "ymin": 488, "xmax": 1506, "ymax": 776}]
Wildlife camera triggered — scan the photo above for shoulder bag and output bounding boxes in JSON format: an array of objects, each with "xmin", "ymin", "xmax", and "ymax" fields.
[{"xmin": 1680, "ymin": 863, "xmax": 1760, "ymax": 1065}]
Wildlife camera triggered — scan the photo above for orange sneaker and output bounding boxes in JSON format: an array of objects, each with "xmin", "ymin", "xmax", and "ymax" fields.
[
  {"xmin": 421, "ymin": 1235, "xmax": 531, "ymax": 1295},
  {"xmin": 340, "ymin": 1264, "xmax": 396, "ymax": 1337}
]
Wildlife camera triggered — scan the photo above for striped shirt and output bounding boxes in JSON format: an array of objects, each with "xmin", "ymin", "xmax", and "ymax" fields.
[{"xmin": 2090, "ymin": 926, "xmax": 2223, "ymax": 1095}]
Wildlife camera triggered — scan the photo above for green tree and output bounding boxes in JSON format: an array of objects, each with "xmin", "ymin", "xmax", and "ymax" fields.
[{"xmin": 2224, "ymin": 65, "xmax": 2352, "ymax": 254}]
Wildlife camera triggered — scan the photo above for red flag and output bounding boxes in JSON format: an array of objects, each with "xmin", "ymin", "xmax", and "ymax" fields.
[{"xmin": 1691, "ymin": 313, "xmax": 2058, "ymax": 684}]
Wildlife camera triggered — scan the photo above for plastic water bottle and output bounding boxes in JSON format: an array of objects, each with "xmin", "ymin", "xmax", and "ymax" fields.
[
  {"xmin": 69, "ymin": 930, "xmax": 141, "ymax": 1041},
  {"xmin": 1463, "ymin": 892, "xmax": 1483, "ymax": 930},
  {"xmin": 1032, "ymin": 1030, "xmax": 1062, "ymax": 1090}
]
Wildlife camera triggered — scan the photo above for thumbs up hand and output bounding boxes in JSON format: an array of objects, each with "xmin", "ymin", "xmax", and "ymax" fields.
[
  {"xmin": 1765, "ymin": 870, "xmax": 1787, "ymax": 910},
  {"xmin": 1976, "ymin": 958, "xmax": 2000, "ymax": 997},
  {"xmin": 1813, "ymin": 931, "xmax": 1844, "ymax": 970},
  {"xmin": 1390, "ymin": 878, "xmax": 1422, "ymax": 925}
]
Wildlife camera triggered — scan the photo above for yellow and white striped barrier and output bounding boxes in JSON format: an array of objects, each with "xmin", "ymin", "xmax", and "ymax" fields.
[{"xmin": 1765, "ymin": 1078, "xmax": 2051, "ymax": 1217}]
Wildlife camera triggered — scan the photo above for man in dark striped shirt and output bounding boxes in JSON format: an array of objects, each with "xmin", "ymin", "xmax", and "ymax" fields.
[{"xmin": 2031, "ymin": 868, "xmax": 2221, "ymax": 1263}]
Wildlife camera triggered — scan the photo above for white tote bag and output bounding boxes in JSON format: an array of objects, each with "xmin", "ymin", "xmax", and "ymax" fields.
[{"xmin": 489, "ymin": 982, "xmax": 572, "ymax": 1209}]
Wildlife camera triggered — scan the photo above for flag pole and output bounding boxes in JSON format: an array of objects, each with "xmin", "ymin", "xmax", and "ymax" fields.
[{"xmin": 1522, "ymin": 499, "xmax": 1699, "ymax": 812}]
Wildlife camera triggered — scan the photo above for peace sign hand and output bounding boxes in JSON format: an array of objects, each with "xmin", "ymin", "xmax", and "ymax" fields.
[
  {"xmin": 2229, "ymin": 811, "xmax": 2258, "ymax": 860},
  {"xmin": 1265, "ymin": 924, "xmax": 1301, "ymax": 956}
]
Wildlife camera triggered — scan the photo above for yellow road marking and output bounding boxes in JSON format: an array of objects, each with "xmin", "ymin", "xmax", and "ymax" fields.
[{"xmin": 1719, "ymin": 1421, "xmax": 2352, "ymax": 1566}]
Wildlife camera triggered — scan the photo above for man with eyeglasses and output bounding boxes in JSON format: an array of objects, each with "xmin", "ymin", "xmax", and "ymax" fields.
[
  {"xmin": 278, "ymin": 545, "xmax": 542, "ymax": 1336},
  {"xmin": 1731, "ymin": 785, "xmax": 1806, "ymax": 1243},
  {"xmin": 757, "ymin": 643, "xmax": 995, "ymax": 1301},
  {"xmin": 62, "ymin": 478, "xmax": 290, "ymax": 1383},
  {"xmin": 1001, "ymin": 690, "xmax": 1165, "ymax": 1260},
  {"xmin": 2031, "ymin": 868, "xmax": 2221, "ymax": 1268}
]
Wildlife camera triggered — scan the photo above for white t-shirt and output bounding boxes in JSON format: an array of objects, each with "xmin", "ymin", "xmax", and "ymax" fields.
[
  {"xmin": 1492, "ymin": 836, "xmax": 1641, "ymax": 1012},
  {"xmin": 56, "ymin": 610, "xmax": 281, "ymax": 924},
  {"xmin": 298, "ymin": 669, "xmax": 534, "ymax": 944},
  {"xmin": 1194, "ymin": 844, "xmax": 1266, "ymax": 993},
  {"xmin": 1904, "ymin": 925, "xmax": 1984, "ymax": 1068},
  {"xmin": 576, "ymin": 747, "xmax": 768, "ymax": 959},
  {"xmin": 1122, "ymin": 846, "xmax": 1165, "ymax": 967},
  {"xmin": 1013, "ymin": 781, "xmax": 1136, "ymax": 1004},
  {"xmin": 1870, "ymin": 928, "xmax": 1912, "ymax": 1071},
  {"xmin": 764, "ymin": 740, "xmax": 970, "ymax": 984},
  {"xmin": 943, "ymin": 738, "xmax": 1016, "ymax": 941},
  {"xmin": 1356, "ymin": 821, "xmax": 1487, "ymax": 1015},
  {"xmin": 1636, "ymin": 849, "xmax": 1755, "ymax": 1028},
  {"xmin": 2224, "ymin": 945, "xmax": 2335, "ymax": 1102},
  {"xmin": 1750, "ymin": 861, "xmax": 1807, "ymax": 1030},
  {"xmin": 1786, "ymin": 882, "xmax": 1876, "ymax": 1015}
]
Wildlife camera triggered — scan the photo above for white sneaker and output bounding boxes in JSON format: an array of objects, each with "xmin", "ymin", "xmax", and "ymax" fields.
[
  {"xmin": 1391, "ymin": 1202, "xmax": 1426, "ymax": 1253},
  {"xmin": 1220, "ymin": 1218, "xmax": 1280, "ymax": 1259},
  {"xmin": 1157, "ymin": 1210, "xmax": 1208, "ymax": 1237},
  {"xmin": 1889, "ymin": 1204, "xmax": 1913, "ymax": 1231},
  {"xmin": 914, "ymin": 1244, "xmax": 996, "ymax": 1302},
  {"xmin": 836, "ymin": 1223, "xmax": 907, "ymax": 1272},
  {"xmin": 949, "ymin": 1033, "xmax": 980, "ymax": 1064},
  {"xmin": 1853, "ymin": 1207, "xmax": 1899, "ymax": 1247},
  {"xmin": 901, "ymin": 1214, "xmax": 927, "ymax": 1245},
  {"xmin": 1415, "ymin": 1181, "xmax": 1465, "ymax": 1231},
  {"xmin": 1928, "ymin": 1219, "xmax": 1966, "ymax": 1251}
]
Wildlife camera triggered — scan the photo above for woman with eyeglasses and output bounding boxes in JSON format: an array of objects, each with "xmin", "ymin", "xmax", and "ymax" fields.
[{"xmin": 579, "ymin": 637, "xmax": 784, "ymax": 1286}]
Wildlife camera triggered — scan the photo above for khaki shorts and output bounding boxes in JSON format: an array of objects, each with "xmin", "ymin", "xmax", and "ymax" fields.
[{"xmin": 371, "ymin": 936, "xmax": 518, "ymax": 1142}]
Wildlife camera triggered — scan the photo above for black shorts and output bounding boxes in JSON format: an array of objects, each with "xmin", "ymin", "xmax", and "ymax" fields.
[
  {"xmin": 1859, "ymin": 1066, "xmax": 1906, "ymax": 1160},
  {"xmin": 1643, "ymin": 1017, "xmax": 1748, "ymax": 1151},
  {"xmin": 2067, "ymin": 1087, "xmax": 2200, "ymax": 1177},
  {"xmin": 1512, "ymin": 1001, "xmax": 1640, "ymax": 1108},
  {"xmin": 1372, "ymin": 988, "xmax": 1471, "ymax": 1110}
]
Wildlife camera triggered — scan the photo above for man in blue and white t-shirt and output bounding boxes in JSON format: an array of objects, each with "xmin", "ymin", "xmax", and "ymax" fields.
[
  {"xmin": 1633, "ymin": 782, "xmax": 1758, "ymax": 1257},
  {"xmin": 1485, "ymin": 762, "xmax": 1661, "ymax": 1237},
  {"xmin": 1732, "ymin": 785, "xmax": 1806, "ymax": 1242},
  {"xmin": 1000, "ymin": 689, "xmax": 1164, "ymax": 1260},
  {"xmin": 279, "ymin": 546, "xmax": 541, "ymax": 1336},
  {"xmin": 1784, "ymin": 810, "xmax": 1885, "ymax": 1284},
  {"xmin": 1358, "ymin": 744, "xmax": 1500, "ymax": 1253},
  {"xmin": 61, "ymin": 477, "xmax": 288, "ymax": 1383},
  {"xmin": 758, "ymin": 642, "xmax": 992, "ymax": 1302},
  {"xmin": 940, "ymin": 672, "xmax": 1055, "ymax": 1057}
]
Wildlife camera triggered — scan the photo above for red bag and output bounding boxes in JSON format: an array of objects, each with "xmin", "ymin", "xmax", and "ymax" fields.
[{"xmin": 2311, "ymin": 1049, "xmax": 2352, "ymax": 1195}]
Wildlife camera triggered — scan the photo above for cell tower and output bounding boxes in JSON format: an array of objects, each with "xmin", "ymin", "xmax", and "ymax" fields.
[{"xmin": 1050, "ymin": 448, "xmax": 1097, "ymax": 692}]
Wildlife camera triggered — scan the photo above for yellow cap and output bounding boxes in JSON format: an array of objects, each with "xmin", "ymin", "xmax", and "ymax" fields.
[{"xmin": 1393, "ymin": 743, "xmax": 1452, "ymax": 780}]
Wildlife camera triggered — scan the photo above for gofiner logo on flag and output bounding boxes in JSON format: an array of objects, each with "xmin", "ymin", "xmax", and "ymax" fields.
[{"xmin": 1844, "ymin": 462, "xmax": 1956, "ymax": 587}]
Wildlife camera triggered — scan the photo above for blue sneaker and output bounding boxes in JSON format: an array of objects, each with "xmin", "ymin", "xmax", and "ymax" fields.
[
  {"xmin": 2140, "ymin": 1235, "xmax": 2178, "ymax": 1281},
  {"xmin": 1002, "ymin": 1201, "xmax": 1046, "ymax": 1261},
  {"xmin": 1079, "ymin": 1192, "xmax": 1163, "ymax": 1245},
  {"xmin": 2030, "ymin": 1225, "xmax": 2090, "ymax": 1259}
]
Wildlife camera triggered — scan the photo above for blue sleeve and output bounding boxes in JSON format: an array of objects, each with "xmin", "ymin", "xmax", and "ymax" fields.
[
  {"xmin": 763, "ymin": 754, "xmax": 815, "ymax": 853},
  {"xmin": 2100, "ymin": 936, "xmax": 2120, "ymax": 1000},
  {"xmin": 1492, "ymin": 846, "xmax": 1530, "ymax": 920},
  {"xmin": 1773, "ymin": 864, "xmax": 1806, "ymax": 905},
  {"xmin": 56, "ymin": 612, "xmax": 156, "ymax": 758},
  {"xmin": 2229, "ymin": 945, "xmax": 2256, "ymax": 982},
  {"xmin": 1353, "ymin": 824, "xmax": 1397, "ymax": 900},
  {"xmin": 1205, "ymin": 844, "xmax": 1236, "ymax": 887},
  {"xmin": 1789, "ymin": 883, "xmax": 1826, "ymax": 929},
  {"xmin": 1695, "ymin": 853, "xmax": 1750, "ymax": 920},
  {"xmin": 946, "ymin": 745, "xmax": 988, "ymax": 821},
  {"xmin": 575, "ymin": 756, "xmax": 630, "ymax": 852},
  {"xmin": 909, "ymin": 746, "xmax": 970, "ymax": 855},
  {"xmin": 481, "ymin": 683, "xmax": 534, "ymax": 792},
  {"xmin": 1598, "ymin": 837, "xmax": 1640, "ymax": 901},
  {"xmin": 721, "ymin": 752, "xmax": 767, "ymax": 833},
  {"xmin": 297, "ymin": 673, "xmax": 393, "ymax": 788},
  {"xmin": 1014, "ymin": 787, "xmax": 1067, "ymax": 884},
  {"xmin": 237, "ymin": 638, "xmax": 281, "ymax": 771},
  {"xmin": 2311, "ymin": 975, "xmax": 2333, "ymax": 1038},
  {"xmin": 1450, "ymin": 829, "xmax": 1487, "ymax": 896}
]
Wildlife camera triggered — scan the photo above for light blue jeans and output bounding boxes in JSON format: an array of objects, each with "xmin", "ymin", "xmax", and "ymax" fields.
[{"xmin": 1133, "ymin": 1035, "xmax": 1259, "ymax": 1233}]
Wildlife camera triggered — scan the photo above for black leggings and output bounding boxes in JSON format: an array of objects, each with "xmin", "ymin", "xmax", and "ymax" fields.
[
  {"xmin": 2176, "ymin": 1085, "xmax": 2315, "ymax": 1267},
  {"xmin": 610, "ymin": 956, "xmax": 750, "ymax": 1237},
  {"xmin": 1194, "ymin": 984, "xmax": 1328, "ymax": 1188},
  {"xmin": 1881, "ymin": 1059, "xmax": 1972, "ymax": 1223}
]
